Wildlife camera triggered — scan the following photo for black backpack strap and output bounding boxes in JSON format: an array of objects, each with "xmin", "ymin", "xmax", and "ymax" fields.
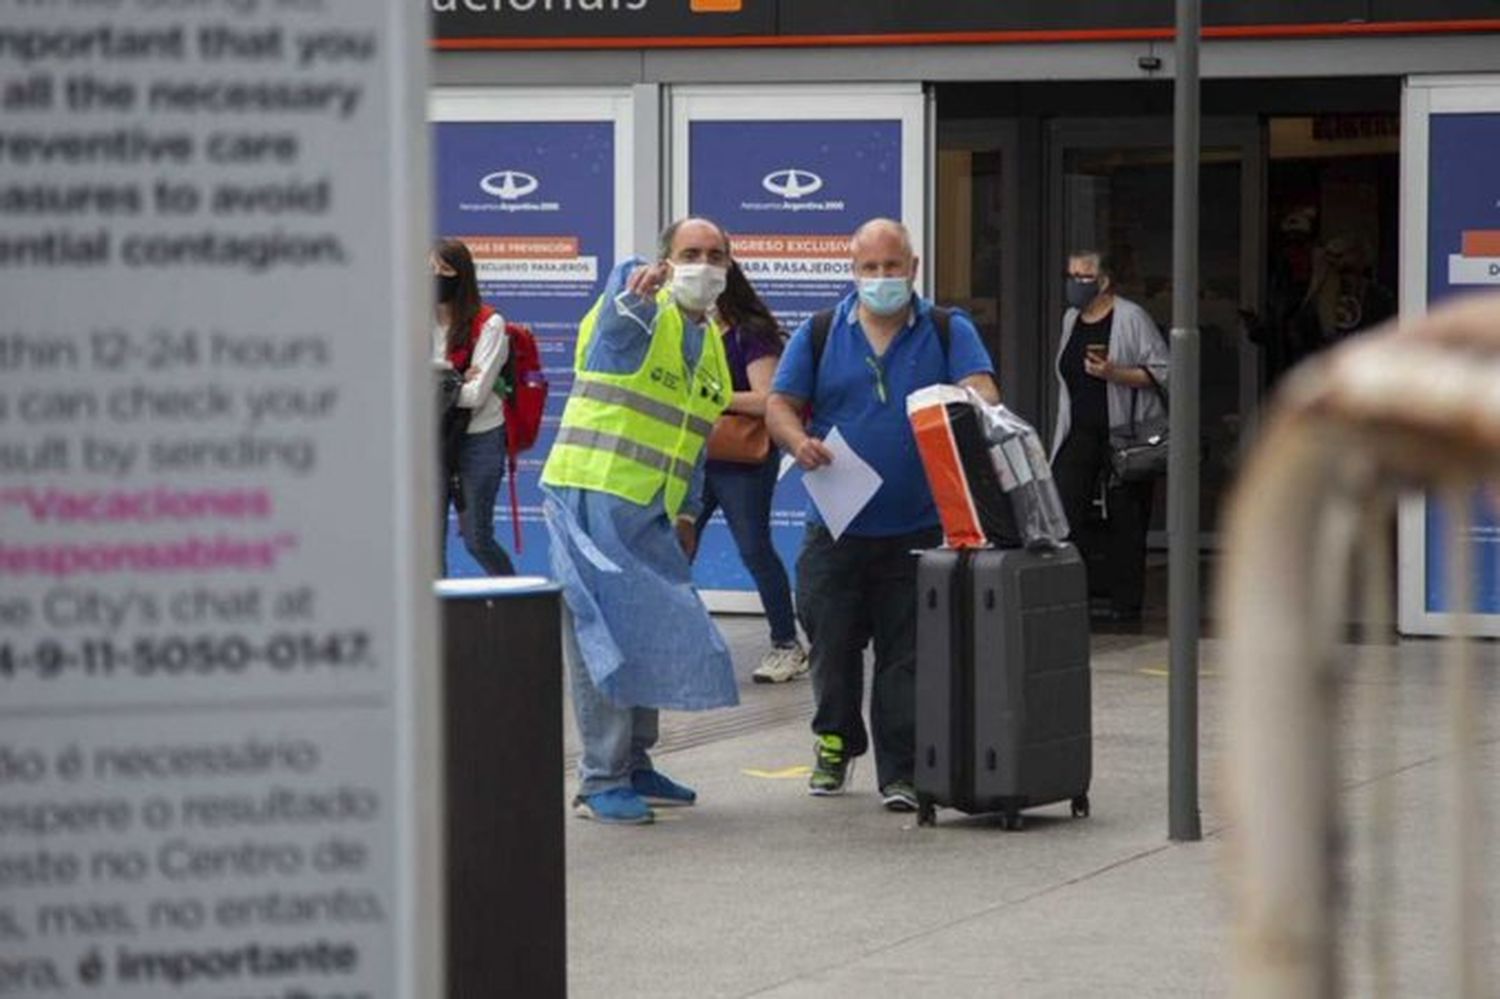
[
  {"xmin": 809, "ymin": 308, "xmax": 836, "ymax": 374},
  {"xmin": 930, "ymin": 306, "xmax": 952, "ymax": 365},
  {"xmin": 812, "ymin": 305, "xmax": 951, "ymax": 368}
]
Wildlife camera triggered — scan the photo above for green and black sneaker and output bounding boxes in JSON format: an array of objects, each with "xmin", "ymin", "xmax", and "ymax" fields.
[
  {"xmin": 808, "ymin": 733, "xmax": 854, "ymax": 796},
  {"xmin": 880, "ymin": 779, "xmax": 919, "ymax": 813}
]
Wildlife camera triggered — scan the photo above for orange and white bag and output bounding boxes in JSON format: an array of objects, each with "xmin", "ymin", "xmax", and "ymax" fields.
[{"xmin": 907, "ymin": 386, "xmax": 1068, "ymax": 550}]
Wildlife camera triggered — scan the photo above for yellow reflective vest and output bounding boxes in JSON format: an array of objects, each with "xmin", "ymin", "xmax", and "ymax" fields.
[{"xmin": 542, "ymin": 290, "xmax": 732, "ymax": 518}]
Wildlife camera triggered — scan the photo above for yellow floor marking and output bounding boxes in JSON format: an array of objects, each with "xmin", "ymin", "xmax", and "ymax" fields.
[
  {"xmin": 1139, "ymin": 667, "xmax": 1218, "ymax": 678},
  {"xmin": 742, "ymin": 765, "xmax": 812, "ymax": 780}
]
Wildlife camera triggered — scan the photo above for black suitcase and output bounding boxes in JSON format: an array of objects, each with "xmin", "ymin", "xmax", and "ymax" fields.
[{"xmin": 915, "ymin": 545, "xmax": 1092, "ymax": 829}]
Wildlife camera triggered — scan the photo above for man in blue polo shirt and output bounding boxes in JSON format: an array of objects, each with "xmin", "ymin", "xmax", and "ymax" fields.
[{"xmin": 766, "ymin": 218, "xmax": 998, "ymax": 811}]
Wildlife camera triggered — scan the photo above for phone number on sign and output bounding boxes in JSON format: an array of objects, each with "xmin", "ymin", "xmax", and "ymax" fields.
[{"xmin": 0, "ymin": 633, "xmax": 374, "ymax": 679}]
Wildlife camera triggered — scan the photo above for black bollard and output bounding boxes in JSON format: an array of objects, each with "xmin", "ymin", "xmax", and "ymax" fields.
[{"xmin": 439, "ymin": 578, "xmax": 566, "ymax": 998}]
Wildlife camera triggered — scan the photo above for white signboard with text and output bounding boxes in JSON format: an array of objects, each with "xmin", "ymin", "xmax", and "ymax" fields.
[
  {"xmin": 1399, "ymin": 76, "xmax": 1500, "ymax": 637},
  {"xmin": 669, "ymin": 84, "xmax": 928, "ymax": 610},
  {"xmin": 0, "ymin": 2, "xmax": 438, "ymax": 997}
]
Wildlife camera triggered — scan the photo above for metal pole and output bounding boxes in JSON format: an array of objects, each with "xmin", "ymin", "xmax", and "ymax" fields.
[{"xmin": 1169, "ymin": 0, "xmax": 1203, "ymax": 842}]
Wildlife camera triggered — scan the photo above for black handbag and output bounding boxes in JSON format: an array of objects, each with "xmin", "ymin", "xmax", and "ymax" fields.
[{"xmin": 1108, "ymin": 369, "xmax": 1169, "ymax": 483}]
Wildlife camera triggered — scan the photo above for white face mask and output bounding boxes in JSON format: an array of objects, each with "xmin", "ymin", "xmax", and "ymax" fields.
[{"xmin": 669, "ymin": 263, "xmax": 728, "ymax": 313}]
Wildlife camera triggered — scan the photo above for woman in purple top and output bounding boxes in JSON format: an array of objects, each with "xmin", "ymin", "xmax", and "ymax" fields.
[{"xmin": 694, "ymin": 262, "xmax": 807, "ymax": 683}]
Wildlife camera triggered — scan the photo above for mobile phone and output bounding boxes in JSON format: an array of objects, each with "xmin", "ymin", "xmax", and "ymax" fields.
[{"xmin": 1084, "ymin": 344, "xmax": 1107, "ymax": 362}]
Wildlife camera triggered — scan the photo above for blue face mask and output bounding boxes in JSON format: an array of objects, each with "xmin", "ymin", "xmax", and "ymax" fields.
[{"xmin": 857, "ymin": 277, "xmax": 912, "ymax": 316}]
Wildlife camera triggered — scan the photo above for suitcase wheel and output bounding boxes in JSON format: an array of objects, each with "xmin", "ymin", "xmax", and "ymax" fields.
[
  {"xmin": 916, "ymin": 796, "xmax": 937, "ymax": 828},
  {"xmin": 1001, "ymin": 811, "xmax": 1025, "ymax": 832},
  {"xmin": 1070, "ymin": 794, "xmax": 1091, "ymax": 819}
]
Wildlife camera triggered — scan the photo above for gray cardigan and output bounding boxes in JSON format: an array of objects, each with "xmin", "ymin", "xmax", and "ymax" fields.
[{"xmin": 1049, "ymin": 295, "xmax": 1170, "ymax": 459}]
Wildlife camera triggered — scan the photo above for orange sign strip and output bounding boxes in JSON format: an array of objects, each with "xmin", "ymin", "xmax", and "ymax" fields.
[
  {"xmin": 731, "ymin": 235, "xmax": 851, "ymax": 258},
  {"xmin": 460, "ymin": 236, "xmax": 580, "ymax": 259},
  {"xmin": 1462, "ymin": 231, "xmax": 1500, "ymax": 257},
  {"xmin": 433, "ymin": 19, "xmax": 1500, "ymax": 52}
]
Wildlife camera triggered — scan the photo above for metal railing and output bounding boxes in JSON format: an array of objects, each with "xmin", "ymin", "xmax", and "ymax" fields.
[{"xmin": 1221, "ymin": 294, "xmax": 1500, "ymax": 997}]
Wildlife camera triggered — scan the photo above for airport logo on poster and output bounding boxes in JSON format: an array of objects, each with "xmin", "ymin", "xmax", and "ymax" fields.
[
  {"xmin": 463, "ymin": 168, "xmax": 561, "ymax": 213},
  {"xmin": 1448, "ymin": 229, "xmax": 1500, "ymax": 285},
  {"xmin": 482, "ymin": 169, "xmax": 540, "ymax": 200},
  {"xmin": 742, "ymin": 166, "xmax": 845, "ymax": 213},
  {"xmin": 762, "ymin": 168, "xmax": 823, "ymax": 199}
]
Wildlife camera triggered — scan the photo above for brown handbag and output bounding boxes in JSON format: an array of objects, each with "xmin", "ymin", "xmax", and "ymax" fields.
[{"xmin": 705, "ymin": 413, "xmax": 771, "ymax": 464}]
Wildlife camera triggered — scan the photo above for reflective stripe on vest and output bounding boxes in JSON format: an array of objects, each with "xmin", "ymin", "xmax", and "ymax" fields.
[
  {"xmin": 572, "ymin": 380, "xmax": 716, "ymax": 439},
  {"xmin": 552, "ymin": 426, "xmax": 697, "ymax": 485}
]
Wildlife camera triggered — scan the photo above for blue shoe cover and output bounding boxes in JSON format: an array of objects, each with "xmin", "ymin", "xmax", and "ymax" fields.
[
  {"xmin": 630, "ymin": 769, "xmax": 697, "ymax": 807},
  {"xmin": 574, "ymin": 787, "xmax": 654, "ymax": 824}
]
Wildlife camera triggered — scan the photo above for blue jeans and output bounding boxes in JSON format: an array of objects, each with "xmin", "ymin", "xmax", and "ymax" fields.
[
  {"xmin": 696, "ymin": 456, "xmax": 797, "ymax": 646},
  {"xmin": 446, "ymin": 426, "xmax": 515, "ymax": 577},
  {"xmin": 563, "ymin": 607, "xmax": 658, "ymax": 796},
  {"xmin": 795, "ymin": 524, "xmax": 942, "ymax": 788}
]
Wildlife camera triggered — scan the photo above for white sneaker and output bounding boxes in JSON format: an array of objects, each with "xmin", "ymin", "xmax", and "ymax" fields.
[{"xmin": 752, "ymin": 643, "xmax": 809, "ymax": 684}]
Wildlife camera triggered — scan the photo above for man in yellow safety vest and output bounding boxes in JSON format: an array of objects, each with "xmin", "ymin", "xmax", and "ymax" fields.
[{"xmin": 541, "ymin": 217, "xmax": 738, "ymax": 825}]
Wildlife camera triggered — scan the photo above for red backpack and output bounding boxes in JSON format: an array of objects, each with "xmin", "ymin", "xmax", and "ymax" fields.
[
  {"xmin": 457, "ymin": 309, "xmax": 550, "ymax": 553},
  {"xmin": 499, "ymin": 322, "xmax": 548, "ymax": 457},
  {"xmin": 497, "ymin": 321, "xmax": 548, "ymax": 553}
]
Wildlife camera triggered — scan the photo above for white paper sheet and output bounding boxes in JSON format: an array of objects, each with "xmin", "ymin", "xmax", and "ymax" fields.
[{"xmin": 802, "ymin": 427, "xmax": 883, "ymax": 541}]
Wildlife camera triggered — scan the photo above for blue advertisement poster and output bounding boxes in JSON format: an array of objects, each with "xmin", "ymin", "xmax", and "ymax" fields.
[
  {"xmin": 433, "ymin": 120, "xmax": 615, "ymax": 576},
  {"xmin": 687, "ymin": 118, "xmax": 904, "ymax": 593},
  {"xmin": 1423, "ymin": 112, "xmax": 1500, "ymax": 613}
]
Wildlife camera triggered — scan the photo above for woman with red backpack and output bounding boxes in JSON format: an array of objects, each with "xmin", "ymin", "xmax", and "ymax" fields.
[{"xmin": 432, "ymin": 238, "xmax": 515, "ymax": 576}]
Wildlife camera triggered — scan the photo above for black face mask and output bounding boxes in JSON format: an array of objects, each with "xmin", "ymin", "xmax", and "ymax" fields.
[
  {"xmin": 435, "ymin": 273, "xmax": 460, "ymax": 304},
  {"xmin": 1065, "ymin": 278, "xmax": 1100, "ymax": 310}
]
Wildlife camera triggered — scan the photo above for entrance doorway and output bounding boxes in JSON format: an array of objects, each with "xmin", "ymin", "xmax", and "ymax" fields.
[
  {"xmin": 1258, "ymin": 114, "xmax": 1401, "ymax": 393},
  {"xmin": 1047, "ymin": 118, "xmax": 1263, "ymax": 536},
  {"xmin": 933, "ymin": 100, "xmax": 1399, "ymax": 547}
]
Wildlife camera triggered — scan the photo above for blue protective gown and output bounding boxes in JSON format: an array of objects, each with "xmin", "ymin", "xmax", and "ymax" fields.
[{"xmin": 542, "ymin": 259, "xmax": 738, "ymax": 711}]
